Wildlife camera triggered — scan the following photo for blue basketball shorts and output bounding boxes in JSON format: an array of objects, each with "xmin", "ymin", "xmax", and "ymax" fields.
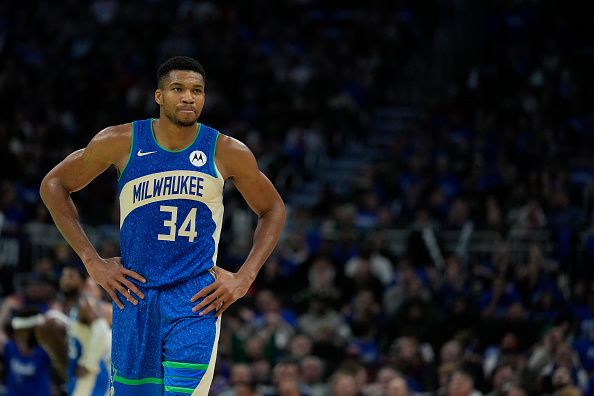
[{"xmin": 110, "ymin": 270, "xmax": 220, "ymax": 396}]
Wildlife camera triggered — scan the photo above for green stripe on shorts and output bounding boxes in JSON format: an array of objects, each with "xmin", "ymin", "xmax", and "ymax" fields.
[
  {"xmin": 162, "ymin": 361, "xmax": 208, "ymax": 370},
  {"xmin": 164, "ymin": 385, "xmax": 195, "ymax": 394},
  {"xmin": 113, "ymin": 375, "xmax": 164, "ymax": 385}
]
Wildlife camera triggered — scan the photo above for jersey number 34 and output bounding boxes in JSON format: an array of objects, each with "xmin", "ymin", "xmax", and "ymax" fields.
[{"xmin": 157, "ymin": 205, "xmax": 198, "ymax": 242}]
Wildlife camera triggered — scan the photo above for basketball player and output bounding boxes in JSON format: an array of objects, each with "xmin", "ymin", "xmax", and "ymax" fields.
[
  {"xmin": 2, "ymin": 307, "xmax": 52, "ymax": 396},
  {"xmin": 36, "ymin": 265, "xmax": 111, "ymax": 396},
  {"xmin": 63, "ymin": 265, "xmax": 111, "ymax": 395},
  {"xmin": 39, "ymin": 56, "xmax": 286, "ymax": 395}
]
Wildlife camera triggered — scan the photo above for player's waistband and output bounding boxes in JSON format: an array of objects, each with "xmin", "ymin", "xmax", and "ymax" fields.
[{"xmin": 130, "ymin": 266, "xmax": 217, "ymax": 290}]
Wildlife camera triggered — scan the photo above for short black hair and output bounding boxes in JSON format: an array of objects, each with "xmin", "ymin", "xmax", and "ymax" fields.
[
  {"xmin": 13, "ymin": 306, "xmax": 42, "ymax": 320},
  {"xmin": 157, "ymin": 56, "xmax": 206, "ymax": 88}
]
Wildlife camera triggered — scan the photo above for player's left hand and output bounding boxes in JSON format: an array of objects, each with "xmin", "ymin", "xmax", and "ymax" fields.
[{"xmin": 190, "ymin": 267, "xmax": 250, "ymax": 317}]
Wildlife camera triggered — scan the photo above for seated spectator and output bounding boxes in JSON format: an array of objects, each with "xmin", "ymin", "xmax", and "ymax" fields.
[
  {"xmin": 479, "ymin": 276, "xmax": 522, "ymax": 319},
  {"xmin": 328, "ymin": 370, "xmax": 358, "ymax": 396},
  {"xmin": 440, "ymin": 340, "xmax": 463, "ymax": 367},
  {"xmin": 344, "ymin": 245, "xmax": 395, "ymax": 287},
  {"xmin": 484, "ymin": 363, "xmax": 515, "ymax": 396},
  {"xmin": 261, "ymin": 359, "xmax": 311, "ymax": 396},
  {"xmin": 540, "ymin": 342, "xmax": 589, "ymax": 393},
  {"xmin": 384, "ymin": 261, "xmax": 432, "ymax": 320},
  {"xmin": 300, "ymin": 356, "xmax": 327, "ymax": 396},
  {"xmin": 445, "ymin": 368, "xmax": 482, "ymax": 396},
  {"xmin": 345, "ymin": 290, "xmax": 382, "ymax": 365},
  {"xmin": 287, "ymin": 334, "xmax": 313, "ymax": 361},
  {"xmin": 387, "ymin": 336, "xmax": 434, "ymax": 392},
  {"xmin": 550, "ymin": 366, "xmax": 583, "ymax": 396},
  {"xmin": 385, "ymin": 376, "xmax": 413, "ymax": 396},
  {"xmin": 298, "ymin": 293, "xmax": 351, "ymax": 347},
  {"xmin": 503, "ymin": 383, "xmax": 528, "ymax": 396},
  {"xmin": 483, "ymin": 332, "xmax": 524, "ymax": 380},
  {"xmin": 218, "ymin": 363, "xmax": 258, "ymax": 396},
  {"xmin": 528, "ymin": 326, "xmax": 567, "ymax": 375},
  {"xmin": 341, "ymin": 255, "xmax": 384, "ymax": 303},
  {"xmin": 437, "ymin": 255, "xmax": 472, "ymax": 310},
  {"xmin": 363, "ymin": 365, "xmax": 402, "ymax": 396}
]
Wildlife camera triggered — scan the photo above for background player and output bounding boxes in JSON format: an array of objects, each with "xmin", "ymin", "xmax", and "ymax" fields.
[
  {"xmin": 36, "ymin": 264, "xmax": 112, "ymax": 396},
  {"xmin": 61, "ymin": 265, "xmax": 111, "ymax": 396},
  {"xmin": 1, "ymin": 307, "xmax": 52, "ymax": 396}
]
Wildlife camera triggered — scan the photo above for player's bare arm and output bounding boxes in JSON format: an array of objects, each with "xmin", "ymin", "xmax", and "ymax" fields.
[
  {"xmin": 35, "ymin": 316, "xmax": 68, "ymax": 379},
  {"xmin": 40, "ymin": 124, "xmax": 146, "ymax": 309},
  {"xmin": 191, "ymin": 134, "xmax": 286, "ymax": 317},
  {"xmin": 72, "ymin": 295, "xmax": 101, "ymax": 377}
]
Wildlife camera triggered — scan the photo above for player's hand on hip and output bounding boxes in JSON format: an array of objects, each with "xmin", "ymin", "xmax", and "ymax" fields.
[
  {"xmin": 190, "ymin": 267, "xmax": 249, "ymax": 317},
  {"xmin": 85, "ymin": 257, "xmax": 146, "ymax": 310}
]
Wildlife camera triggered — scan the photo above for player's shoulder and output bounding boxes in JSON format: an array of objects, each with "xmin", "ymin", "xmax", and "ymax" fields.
[
  {"xmin": 88, "ymin": 122, "xmax": 132, "ymax": 152},
  {"xmin": 93, "ymin": 122, "xmax": 133, "ymax": 143},
  {"xmin": 216, "ymin": 133, "xmax": 251, "ymax": 156},
  {"xmin": 84, "ymin": 122, "xmax": 133, "ymax": 165},
  {"xmin": 215, "ymin": 133, "xmax": 257, "ymax": 179}
]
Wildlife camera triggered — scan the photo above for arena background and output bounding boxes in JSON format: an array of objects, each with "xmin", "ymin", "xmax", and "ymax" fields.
[{"xmin": 1, "ymin": 1, "xmax": 594, "ymax": 395}]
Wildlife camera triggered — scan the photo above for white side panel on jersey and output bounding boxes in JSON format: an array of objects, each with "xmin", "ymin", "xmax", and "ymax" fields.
[{"xmin": 192, "ymin": 317, "xmax": 221, "ymax": 396}]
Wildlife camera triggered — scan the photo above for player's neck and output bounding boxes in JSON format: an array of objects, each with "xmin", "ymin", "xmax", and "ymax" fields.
[
  {"xmin": 64, "ymin": 294, "xmax": 79, "ymax": 313},
  {"xmin": 153, "ymin": 118, "xmax": 199, "ymax": 151}
]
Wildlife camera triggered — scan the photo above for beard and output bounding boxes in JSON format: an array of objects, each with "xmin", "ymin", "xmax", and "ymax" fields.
[
  {"xmin": 62, "ymin": 288, "xmax": 79, "ymax": 300},
  {"xmin": 27, "ymin": 330, "xmax": 38, "ymax": 348},
  {"xmin": 163, "ymin": 107, "xmax": 198, "ymax": 127}
]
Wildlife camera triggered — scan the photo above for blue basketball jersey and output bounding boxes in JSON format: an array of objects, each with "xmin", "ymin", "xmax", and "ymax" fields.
[
  {"xmin": 117, "ymin": 119, "xmax": 224, "ymax": 287},
  {"xmin": 4, "ymin": 341, "xmax": 51, "ymax": 396}
]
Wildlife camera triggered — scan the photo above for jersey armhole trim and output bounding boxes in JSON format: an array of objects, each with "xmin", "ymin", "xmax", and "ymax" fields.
[
  {"xmin": 117, "ymin": 122, "xmax": 135, "ymax": 181},
  {"xmin": 211, "ymin": 131, "xmax": 221, "ymax": 179}
]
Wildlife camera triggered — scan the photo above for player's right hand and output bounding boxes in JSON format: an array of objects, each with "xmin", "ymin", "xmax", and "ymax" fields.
[{"xmin": 85, "ymin": 257, "xmax": 146, "ymax": 310}]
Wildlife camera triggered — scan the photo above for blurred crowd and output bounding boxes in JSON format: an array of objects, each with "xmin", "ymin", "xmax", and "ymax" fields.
[{"xmin": 1, "ymin": 0, "xmax": 594, "ymax": 395}]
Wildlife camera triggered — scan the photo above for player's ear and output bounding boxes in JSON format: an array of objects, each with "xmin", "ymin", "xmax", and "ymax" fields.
[{"xmin": 155, "ymin": 89, "xmax": 162, "ymax": 105}]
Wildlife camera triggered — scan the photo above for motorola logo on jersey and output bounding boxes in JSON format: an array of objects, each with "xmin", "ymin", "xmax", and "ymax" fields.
[{"xmin": 189, "ymin": 150, "xmax": 207, "ymax": 167}]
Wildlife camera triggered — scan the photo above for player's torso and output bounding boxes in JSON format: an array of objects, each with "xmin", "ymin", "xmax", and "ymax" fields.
[{"xmin": 117, "ymin": 119, "xmax": 224, "ymax": 287}]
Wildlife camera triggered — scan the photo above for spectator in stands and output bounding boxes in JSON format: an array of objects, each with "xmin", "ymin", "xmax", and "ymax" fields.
[
  {"xmin": 484, "ymin": 363, "xmax": 515, "ymax": 396},
  {"xmin": 328, "ymin": 370, "xmax": 358, "ymax": 396},
  {"xmin": 385, "ymin": 376, "xmax": 413, "ymax": 396},
  {"xmin": 363, "ymin": 365, "xmax": 402, "ymax": 396},
  {"xmin": 262, "ymin": 359, "xmax": 310, "ymax": 396},
  {"xmin": 218, "ymin": 363, "xmax": 258, "ymax": 396},
  {"xmin": 299, "ymin": 356, "xmax": 326, "ymax": 396},
  {"xmin": 478, "ymin": 276, "xmax": 522, "ymax": 319},
  {"xmin": 504, "ymin": 383, "xmax": 528, "ymax": 396},
  {"xmin": 550, "ymin": 366, "xmax": 583, "ymax": 396},
  {"xmin": 387, "ymin": 336, "xmax": 435, "ymax": 392},
  {"xmin": 298, "ymin": 293, "xmax": 351, "ymax": 349},
  {"xmin": 445, "ymin": 369, "xmax": 481, "ymax": 396}
]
